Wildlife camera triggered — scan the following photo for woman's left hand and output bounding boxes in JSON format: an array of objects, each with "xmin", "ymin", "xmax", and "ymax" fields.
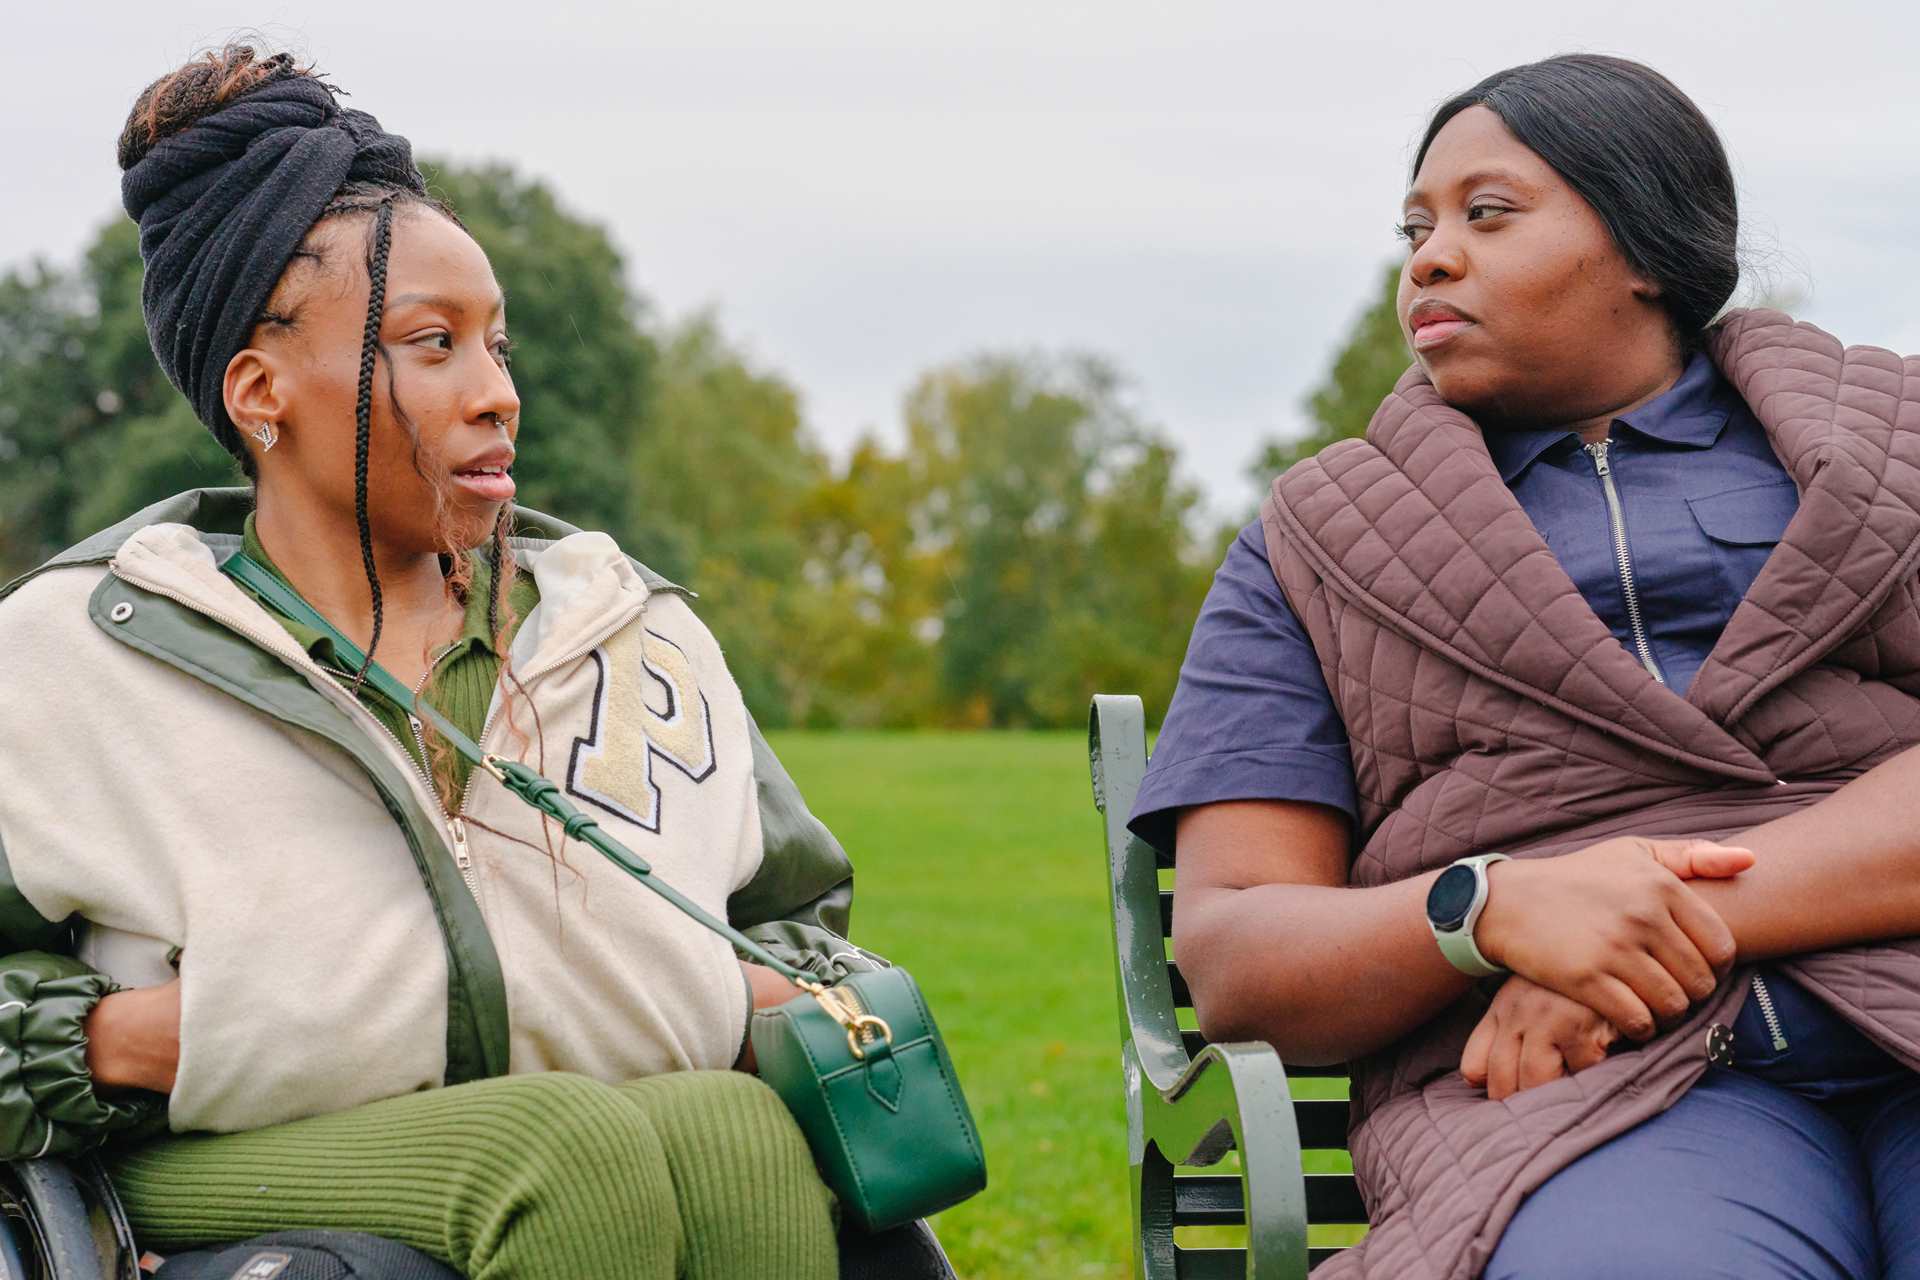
[
  {"xmin": 734, "ymin": 961, "xmax": 808, "ymax": 1073},
  {"xmin": 1461, "ymin": 974, "xmax": 1620, "ymax": 1101}
]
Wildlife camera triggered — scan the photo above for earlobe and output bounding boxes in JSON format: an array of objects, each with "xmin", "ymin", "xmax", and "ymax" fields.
[
  {"xmin": 223, "ymin": 348, "xmax": 284, "ymax": 430},
  {"xmin": 224, "ymin": 349, "xmax": 290, "ymax": 467}
]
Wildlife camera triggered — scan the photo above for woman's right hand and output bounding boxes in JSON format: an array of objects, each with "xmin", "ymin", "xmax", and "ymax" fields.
[
  {"xmin": 1473, "ymin": 838, "xmax": 1752, "ymax": 1042},
  {"xmin": 83, "ymin": 978, "xmax": 180, "ymax": 1095}
]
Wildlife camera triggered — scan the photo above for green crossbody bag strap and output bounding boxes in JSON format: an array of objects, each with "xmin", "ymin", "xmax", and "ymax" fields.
[
  {"xmin": 223, "ymin": 550, "xmax": 987, "ymax": 1233},
  {"xmin": 219, "ymin": 551, "xmax": 817, "ymax": 989}
]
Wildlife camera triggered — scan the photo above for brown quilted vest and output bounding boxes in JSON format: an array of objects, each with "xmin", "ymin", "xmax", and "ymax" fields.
[{"xmin": 1261, "ymin": 310, "xmax": 1920, "ymax": 1279}]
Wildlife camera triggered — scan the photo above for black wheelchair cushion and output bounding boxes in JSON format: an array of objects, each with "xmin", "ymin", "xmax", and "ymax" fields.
[
  {"xmin": 837, "ymin": 1218, "xmax": 958, "ymax": 1280},
  {"xmin": 152, "ymin": 1231, "xmax": 459, "ymax": 1280}
]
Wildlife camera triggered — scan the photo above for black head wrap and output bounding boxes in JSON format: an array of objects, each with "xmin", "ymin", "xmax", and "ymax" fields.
[{"xmin": 119, "ymin": 73, "xmax": 427, "ymax": 457}]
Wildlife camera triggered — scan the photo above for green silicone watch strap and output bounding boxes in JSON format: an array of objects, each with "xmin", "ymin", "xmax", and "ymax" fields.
[{"xmin": 1433, "ymin": 853, "xmax": 1510, "ymax": 978}]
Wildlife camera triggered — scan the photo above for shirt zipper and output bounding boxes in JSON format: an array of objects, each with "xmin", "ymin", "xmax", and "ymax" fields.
[
  {"xmin": 403, "ymin": 645, "xmax": 481, "ymax": 902},
  {"xmin": 110, "ymin": 564, "xmax": 491, "ymax": 912},
  {"xmin": 113, "ymin": 560, "xmax": 652, "ymax": 905},
  {"xmin": 1584, "ymin": 440, "xmax": 1667, "ymax": 684},
  {"xmin": 1748, "ymin": 972, "xmax": 1791, "ymax": 1052},
  {"xmin": 1581, "ymin": 449, "xmax": 1794, "ymax": 1010},
  {"xmin": 439, "ymin": 600, "xmax": 651, "ymax": 870}
]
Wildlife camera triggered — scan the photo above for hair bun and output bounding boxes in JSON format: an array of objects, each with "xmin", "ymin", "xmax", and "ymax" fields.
[
  {"xmin": 117, "ymin": 44, "xmax": 314, "ymax": 172},
  {"xmin": 119, "ymin": 41, "xmax": 424, "ymax": 462}
]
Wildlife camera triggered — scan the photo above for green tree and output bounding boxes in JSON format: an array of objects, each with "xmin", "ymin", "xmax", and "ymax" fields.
[
  {"xmin": 1247, "ymin": 260, "xmax": 1409, "ymax": 483},
  {"xmin": 0, "ymin": 219, "xmax": 236, "ymax": 579},
  {"xmin": 1, "ymin": 165, "xmax": 1221, "ymax": 731},
  {"xmin": 0, "ymin": 160, "xmax": 661, "ymax": 584},
  {"xmin": 1028, "ymin": 435, "xmax": 1210, "ymax": 724},
  {"xmin": 636, "ymin": 312, "xmax": 844, "ymax": 726},
  {"xmin": 898, "ymin": 353, "xmax": 1209, "ymax": 727},
  {"xmin": 0, "ymin": 257, "xmax": 102, "ymax": 575}
]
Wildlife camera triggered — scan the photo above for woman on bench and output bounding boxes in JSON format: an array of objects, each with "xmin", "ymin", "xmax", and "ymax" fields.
[
  {"xmin": 1132, "ymin": 53, "xmax": 1920, "ymax": 1280},
  {"xmin": 0, "ymin": 43, "xmax": 863, "ymax": 1280}
]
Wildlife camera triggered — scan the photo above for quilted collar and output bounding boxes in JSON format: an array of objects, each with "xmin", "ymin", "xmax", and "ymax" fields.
[
  {"xmin": 1690, "ymin": 311, "xmax": 1920, "ymax": 723},
  {"xmin": 1265, "ymin": 309, "xmax": 1920, "ymax": 780}
]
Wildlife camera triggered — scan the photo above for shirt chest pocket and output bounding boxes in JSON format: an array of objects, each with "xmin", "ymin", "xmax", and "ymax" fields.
[{"xmin": 1685, "ymin": 480, "xmax": 1799, "ymax": 602}]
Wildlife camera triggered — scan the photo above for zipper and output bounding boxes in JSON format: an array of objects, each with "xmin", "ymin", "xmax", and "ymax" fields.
[
  {"xmin": 441, "ymin": 596, "xmax": 646, "ymax": 834},
  {"xmin": 1749, "ymin": 972, "xmax": 1790, "ymax": 1052},
  {"xmin": 429, "ymin": 600, "xmax": 649, "ymax": 894},
  {"xmin": 1584, "ymin": 440, "xmax": 1667, "ymax": 684},
  {"xmin": 515, "ymin": 601, "xmax": 647, "ymax": 688},
  {"xmin": 449, "ymin": 699, "xmax": 506, "ymax": 887},
  {"xmin": 402, "ymin": 646, "xmax": 481, "ymax": 903},
  {"xmin": 110, "ymin": 564, "xmax": 488, "ymax": 909},
  {"xmin": 113, "ymin": 561, "xmax": 650, "ymax": 906},
  {"xmin": 826, "ymin": 981, "xmax": 883, "ymax": 1051}
]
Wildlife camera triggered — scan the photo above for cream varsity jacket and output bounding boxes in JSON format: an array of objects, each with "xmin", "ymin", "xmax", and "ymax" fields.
[{"xmin": 0, "ymin": 489, "xmax": 870, "ymax": 1138}]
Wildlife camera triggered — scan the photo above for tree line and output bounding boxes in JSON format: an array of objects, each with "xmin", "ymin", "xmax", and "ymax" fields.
[{"xmin": 0, "ymin": 159, "xmax": 1406, "ymax": 729}]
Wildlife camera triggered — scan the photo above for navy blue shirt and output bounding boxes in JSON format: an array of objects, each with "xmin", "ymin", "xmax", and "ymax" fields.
[{"xmin": 1130, "ymin": 353, "xmax": 1799, "ymax": 855}]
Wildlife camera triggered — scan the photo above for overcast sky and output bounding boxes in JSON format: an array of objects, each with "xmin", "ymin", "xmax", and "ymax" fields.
[{"xmin": 10, "ymin": 1, "xmax": 1918, "ymax": 520}]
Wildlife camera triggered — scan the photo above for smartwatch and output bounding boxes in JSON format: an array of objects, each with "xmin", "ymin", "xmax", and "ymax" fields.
[{"xmin": 1425, "ymin": 853, "xmax": 1512, "ymax": 977}]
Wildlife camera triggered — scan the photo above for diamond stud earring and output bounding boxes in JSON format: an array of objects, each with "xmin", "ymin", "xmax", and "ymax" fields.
[{"xmin": 249, "ymin": 421, "xmax": 279, "ymax": 452}]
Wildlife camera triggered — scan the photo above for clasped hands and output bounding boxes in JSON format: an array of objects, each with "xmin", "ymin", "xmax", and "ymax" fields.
[{"xmin": 1458, "ymin": 836, "xmax": 1753, "ymax": 1101}]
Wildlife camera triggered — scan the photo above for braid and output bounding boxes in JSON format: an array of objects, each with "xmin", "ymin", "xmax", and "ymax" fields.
[
  {"xmin": 348, "ymin": 196, "xmax": 397, "ymax": 695},
  {"xmin": 486, "ymin": 506, "xmax": 509, "ymax": 647}
]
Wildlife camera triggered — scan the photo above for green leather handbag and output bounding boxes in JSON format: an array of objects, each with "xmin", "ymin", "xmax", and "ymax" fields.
[
  {"xmin": 221, "ymin": 553, "xmax": 988, "ymax": 1233},
  {"xmin": 750, "ymin": 965, "xmax": 986, "ymax": 1230}
]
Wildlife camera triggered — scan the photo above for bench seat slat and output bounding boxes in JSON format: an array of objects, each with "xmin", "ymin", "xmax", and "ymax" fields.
[
  {"xmin": 1168, "ymin": 961, "xmax": 1191, "ymax": 1007},
  {"xmin": 1171, "ymin": 1175, "xmax": 1241, "ymax": 1226},
  {"xmin": 1173, "ymin": 1248, "xmax": 1245, "ymax": 1280},
  {"xmin": 1295, "ymin": 1099, "xmax": 1350, "ymax": 1148},
  {"xmin": 1173, "ymin": 1173, "xmax": 1365, "ymax": 1226},
  {"xmin": 1306, "ymin": 1174, "xmax": 1368, "ymax": 1223}
]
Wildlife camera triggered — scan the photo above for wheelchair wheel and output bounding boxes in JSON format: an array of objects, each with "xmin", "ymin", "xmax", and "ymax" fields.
[
  {"xmin": 0, "ymin": 1160, "xmax": 139, "ymax": 1280},
  {"xmin": 0, "ymin": 1190, "xmax": 36, "ymax": 1280}
]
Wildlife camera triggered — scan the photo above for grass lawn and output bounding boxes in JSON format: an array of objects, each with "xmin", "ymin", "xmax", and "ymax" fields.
[{"xmin": 766, "ymin": 730, "xmax": 1131, "ymax": 1279}]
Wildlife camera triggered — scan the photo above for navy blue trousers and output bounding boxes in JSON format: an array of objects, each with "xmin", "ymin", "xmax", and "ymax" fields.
[{"xmin": 1486, "ymin": 970, "xmax": 1920, "ymax": 1279}]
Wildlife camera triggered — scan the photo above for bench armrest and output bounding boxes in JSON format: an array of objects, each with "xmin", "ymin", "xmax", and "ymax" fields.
[
  {"xmin": 1133, "ymin": 1042, "xmax": 1311, "ymax": 1280},
  {"xmin": 1095, "ymin": 694, "xmax": 1314, "ymax": 1279}
]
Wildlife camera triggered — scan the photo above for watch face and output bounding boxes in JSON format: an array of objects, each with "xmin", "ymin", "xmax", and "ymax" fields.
[{"xmin": 1427, "ymin": 864, "xmax": 1479, "ymax": 932}]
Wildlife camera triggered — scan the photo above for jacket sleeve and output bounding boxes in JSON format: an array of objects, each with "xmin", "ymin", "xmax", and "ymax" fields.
[
  {"xmin": 0, "ymin": 951, "xmax": 164, "ymax": 1159},
  {"xmin": 727, "ymin": 710, "xmax": 890, "ymax": 982},
  {"xmin": 0, "ymin": 837, "xmax": 164, "ymax": 1159}
]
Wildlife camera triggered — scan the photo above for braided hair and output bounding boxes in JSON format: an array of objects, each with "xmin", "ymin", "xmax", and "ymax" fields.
[
  {"xmin": 346, "ymin": 193, "xmax": 394, "ymax": 689},
  {"xmin": 121, "ymin": 44, "xmax": 551, "ymax": 825}
]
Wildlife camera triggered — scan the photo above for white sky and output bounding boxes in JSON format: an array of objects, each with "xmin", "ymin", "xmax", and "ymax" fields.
[{"xmin": 9, "ymin": 1, "xmax": 1919, "ymax": 520}]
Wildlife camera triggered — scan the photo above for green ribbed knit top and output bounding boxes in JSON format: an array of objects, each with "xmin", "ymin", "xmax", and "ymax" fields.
[{"xmin": 241, "ymin": 512, "xmax": 540, "ymax": 802}]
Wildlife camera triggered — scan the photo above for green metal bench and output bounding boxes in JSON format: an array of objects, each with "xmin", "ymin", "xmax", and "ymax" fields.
[{"xmin": 1091, "ymin": 693, "xmax": 1366, "ymax": 1279}]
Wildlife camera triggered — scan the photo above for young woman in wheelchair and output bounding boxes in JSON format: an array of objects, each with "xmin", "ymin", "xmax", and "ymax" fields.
[
  {"xmin": 0, "ymin": 44, "xmax": 870, "ymax": 1280},
  {"xmin": 1134, "ymin": 54, "xmax": 1920, "ymax": 1280}
]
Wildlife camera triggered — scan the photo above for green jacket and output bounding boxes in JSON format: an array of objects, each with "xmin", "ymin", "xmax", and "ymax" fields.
[{"xmin": 0, "ymin": 488, "xmax": 874, "ymax": 1156}]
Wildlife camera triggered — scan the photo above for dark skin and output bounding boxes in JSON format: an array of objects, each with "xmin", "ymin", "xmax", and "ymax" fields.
[
  {"xmin": 1177, "ymin": 104, "xmax": 1920, "ymax": 1099},
  {"xmin": 84, "ymin": 207, "xmax": 800, "ymax": 1094},
  {"xmin": 1391, "ymin": 105, "xmax": 1683, "ymax": 445}
]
